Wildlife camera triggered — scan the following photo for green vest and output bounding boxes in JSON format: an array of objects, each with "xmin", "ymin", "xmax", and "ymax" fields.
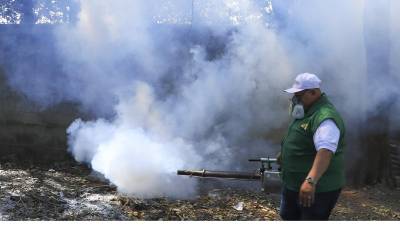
[{"xmin": 281, "ymin": 93, "xmax": 345, "ymax": 192}]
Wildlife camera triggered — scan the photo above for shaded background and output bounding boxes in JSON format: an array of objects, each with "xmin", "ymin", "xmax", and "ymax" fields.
[{"xmin": 0, "ymin": 0, "xmax": 399, "ymax": 197}]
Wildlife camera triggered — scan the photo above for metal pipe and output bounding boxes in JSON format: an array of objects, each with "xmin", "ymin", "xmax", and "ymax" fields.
[{"xmin": 177, "ymin": 169, "xmax": 261, "ymax": 180}]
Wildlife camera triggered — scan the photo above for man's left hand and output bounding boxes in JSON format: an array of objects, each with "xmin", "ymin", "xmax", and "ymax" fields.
[{"xmin": 299, "ymin": 181, "xmax": 315, "ymax": 207}]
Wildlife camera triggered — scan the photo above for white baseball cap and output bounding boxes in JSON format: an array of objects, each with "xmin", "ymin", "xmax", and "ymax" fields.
[{"xmin": 284, "ymin": 73, "xmax": 322, "ymax": 93}]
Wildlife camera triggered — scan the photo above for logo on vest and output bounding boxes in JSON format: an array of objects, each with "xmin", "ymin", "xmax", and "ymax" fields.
[{"xmin": 300, "ymin": 123, "xmax": 309, "ymax": 131}]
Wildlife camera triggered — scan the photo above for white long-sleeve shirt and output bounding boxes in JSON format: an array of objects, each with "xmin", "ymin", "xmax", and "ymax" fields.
[{"xmin": 313, "ymin": 119, "xmax": 340, "ymax": 153}]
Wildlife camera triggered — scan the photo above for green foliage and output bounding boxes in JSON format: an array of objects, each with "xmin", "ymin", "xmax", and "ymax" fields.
[{"xmin": 0, "ymin": 0, "xmax": 79, "ymax": 24}]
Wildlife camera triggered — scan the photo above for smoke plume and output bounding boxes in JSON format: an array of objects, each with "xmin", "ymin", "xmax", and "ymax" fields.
[
  {"xmin": 2, "ymin": 0, "xmax": 400, "ymax": 198},
  {"xmin": 61, "ymin": 0, "xmax": 291, "ymax": 198}
]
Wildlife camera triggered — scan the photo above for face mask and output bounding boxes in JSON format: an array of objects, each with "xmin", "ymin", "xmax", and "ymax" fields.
[{"xmin": 290, "ymin": 95, "xmax": 305, "ymax": 119}]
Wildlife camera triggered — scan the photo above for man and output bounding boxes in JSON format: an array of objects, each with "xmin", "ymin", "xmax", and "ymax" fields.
[{"xmin": 279, "ymin": 73, "xmax": 345, "ymax": 220}]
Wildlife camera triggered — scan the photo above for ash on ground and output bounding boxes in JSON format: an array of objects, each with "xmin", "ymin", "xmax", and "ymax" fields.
[{"xmin": 0, "ymin": 162, "xmax": 399, "ymax": 220}]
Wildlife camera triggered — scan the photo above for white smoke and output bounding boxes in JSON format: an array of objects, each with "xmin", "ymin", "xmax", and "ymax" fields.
[
  {"xmin": 62, "ymin": 0, "xmax": 400, "ymax": 197},
  {"xmin": 61, "ymin": 0, "xmax": 291, "ymax": 198},
  {"xmin": 3, "ymin": 0, "xmax": 400, "ymax": 197},
  {"xmin": 389, "ymin": 1, "xmax": 400, "ymax": 127},
  {"xmin": 269, "ymin": 0, "xmax": 400, "ymax": 177}
]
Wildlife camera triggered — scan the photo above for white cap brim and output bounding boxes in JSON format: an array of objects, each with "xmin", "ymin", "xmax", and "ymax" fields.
[{"xmin": 284, "ymin": 87, "xmax": 305, "ymax": 93}]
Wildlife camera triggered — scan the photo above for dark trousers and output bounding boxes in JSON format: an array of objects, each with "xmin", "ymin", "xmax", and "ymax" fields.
[{"xmin": 280, "ymin": 186, "xmax": 341, "ymax": 221}]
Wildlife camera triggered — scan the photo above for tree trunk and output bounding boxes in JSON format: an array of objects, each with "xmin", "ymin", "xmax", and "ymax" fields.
[
  {"xmin": 362, "ymin": 0, "xmax": 394, "ymax": 186},
  {"xmin": 19, "ymin": 0, "xmax": 35, "ymax": 25}
]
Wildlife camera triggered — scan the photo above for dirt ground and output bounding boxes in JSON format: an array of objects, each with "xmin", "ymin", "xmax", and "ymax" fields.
[{"xmin": 0, "ymin": 161, "xmax": 399, "ymax": 221}]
